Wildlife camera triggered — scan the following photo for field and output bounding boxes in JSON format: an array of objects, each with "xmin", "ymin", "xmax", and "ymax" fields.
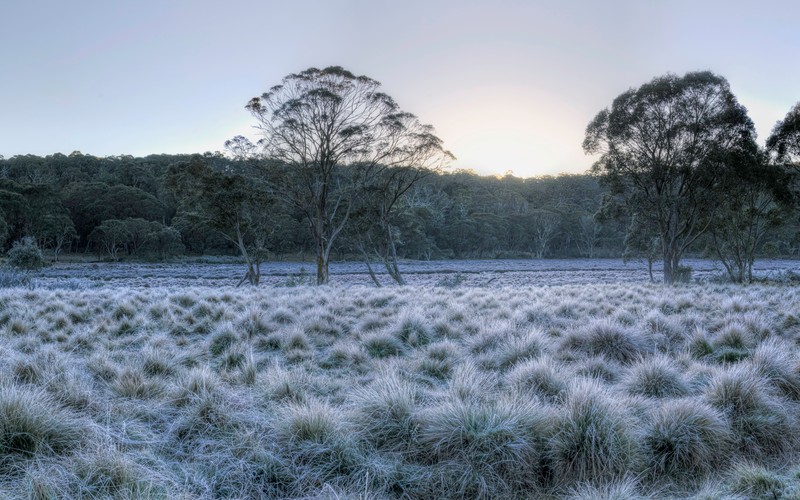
[
  {"xmin": 29, "ymin": 258, "xmax": 800, "ymax": 288},
  {"xmin": 2, "ymin": 261, "xmax": 800, "ymax": 498}
]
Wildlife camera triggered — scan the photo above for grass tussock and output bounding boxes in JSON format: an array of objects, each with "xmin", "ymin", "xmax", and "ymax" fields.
[{"xmin": 0, "ymin": 283, "xmax": 799, "ymax": 497}]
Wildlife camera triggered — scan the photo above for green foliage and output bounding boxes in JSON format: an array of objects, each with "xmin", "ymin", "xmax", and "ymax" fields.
[
  {"xmin": 584, "ymin": 71, "xmax": 758, "ymax": 284},
  {"xmin": 7, "ymin": 237, "xmax": 45, "ymax": 270}
]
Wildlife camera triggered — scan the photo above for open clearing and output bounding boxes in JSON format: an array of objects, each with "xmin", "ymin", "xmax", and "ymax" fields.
[
  {"xmin": 30, "ymin": 258, "xmax": 800, "ymax": 288},
  {"xmin": 2, "ymin": 274, "xmax": 800, "ymax": 498}
]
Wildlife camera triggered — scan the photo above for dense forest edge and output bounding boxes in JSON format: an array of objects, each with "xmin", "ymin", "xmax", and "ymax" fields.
[{"xmin": 0, "ymin": 152, "xmax": 797, "ymax": 266}]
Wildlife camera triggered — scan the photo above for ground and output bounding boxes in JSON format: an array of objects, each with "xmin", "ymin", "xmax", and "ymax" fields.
[{"xmin": 0, "ymin": 260, "xmax": 799, "ymax": 498}]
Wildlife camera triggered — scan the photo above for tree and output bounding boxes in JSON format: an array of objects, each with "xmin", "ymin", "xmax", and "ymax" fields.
[
  {"xmin": 89, "ymin": 220, "xmax": 130, "ymax": 261},
  {"xmin": 349, "ymin": 165, "xmax": 439, "ymax": 285},
  {"xmin": 707, "ymin": 149, "xmax": 794, "ymax": 283},
  {"xmin": 623, "ymin": 213, "xmax": 661, "ymax": 282},
  {"xmin": 767, "ymin": 102, "xmax": 800, "ymax": 167},
  {"xmin": 583, "ymin": 71, "xmax": 757, "ymax": 284},
  {"xmin": 529, "ymin": 209, "xmax": 560, "ymax": 259},
  {"xmin": 244, "ymin": 66, "xmax": 452, "ymax": 284},
  {"xmin": 168, "ymin": 156, "xmax": 273, "ymax": 286}
]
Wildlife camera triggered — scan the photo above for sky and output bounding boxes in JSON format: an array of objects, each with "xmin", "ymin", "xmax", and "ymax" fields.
[{"xmin": 1, "ymin": 0, "xmax": 798, "ymax": 178}]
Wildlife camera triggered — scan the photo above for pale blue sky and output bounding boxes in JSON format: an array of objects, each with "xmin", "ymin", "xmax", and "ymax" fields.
[{"xmin": 1, "ymin": 0, "xmax": 798, "ymax": 176}]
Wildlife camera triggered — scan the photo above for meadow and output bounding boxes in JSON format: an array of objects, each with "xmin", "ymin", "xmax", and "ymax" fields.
[{"xmin": 2, "ymin": 271, "xmax": 800, "ymax": 498}]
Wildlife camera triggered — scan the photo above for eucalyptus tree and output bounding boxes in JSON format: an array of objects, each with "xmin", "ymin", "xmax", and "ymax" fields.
[
  {"xmin": 244, "ymin": 66, "xmax": 452, "ymax": 285},
  {"xmin": 707, "ymin": 148, "xmax": 793, "ymax": 282},
  {"xmin": 168, "ymin": 156, "xmax": 273, "ymax": 286},
  {"xmin": 583, "ymin": 71, "xmax": 757, "ymax": 284},
  {"xmin": 767, "ymin": 102, "xmax": 800, "ymax": 166}
]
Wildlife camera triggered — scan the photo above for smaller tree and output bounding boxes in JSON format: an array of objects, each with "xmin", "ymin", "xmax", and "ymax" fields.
[
  {"xmin": 145, "ymin": 225, "xmax": 185, "ymax": 261},
  {"xmin": 707, "ymin": 150, "xmax": 794, "ymax": 283},
  {"xmin": 623, "ymin": 214, "xmax": 661, "ymax": 283},
  {"xmin": 168, "ymin": 156, "xmax": 273, "ymax": 286},
  {"xmin": 90, "ymin": 220, "xmax": 130, "ymax": 262},
  {"xmin": 529, "ymin": 209, "xmax": 560, "ymax": 259}
]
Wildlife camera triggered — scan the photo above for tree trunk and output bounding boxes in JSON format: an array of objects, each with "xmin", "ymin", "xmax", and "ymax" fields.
[{"xmin": 359, "ymin": 245, "xmax": 382, "ymax": 287}]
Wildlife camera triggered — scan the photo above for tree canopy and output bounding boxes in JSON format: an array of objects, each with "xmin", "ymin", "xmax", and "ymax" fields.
[
  {"xmin": 583, "ymin": 71, "xmax": 757, "ymax": 283},
  {"xmin": 244, "ymin": 66, "xmax": 453, "ymax": 284}
]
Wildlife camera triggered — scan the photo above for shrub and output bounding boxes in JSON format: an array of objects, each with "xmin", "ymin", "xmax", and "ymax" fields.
[
  {"xmin": 674, "ymin": 265, "xmax": 692, "ymax": 283},
  {"xmin": 641, "ymin": 399, "xmax": 731, "ymax": 479},
  {"xmin": 7, "ymin": 237, "xmax": 45, "ymax": 271},
  {"xmin": 549, "ymin": 380, "xmax": 638, "ymax": 485}
]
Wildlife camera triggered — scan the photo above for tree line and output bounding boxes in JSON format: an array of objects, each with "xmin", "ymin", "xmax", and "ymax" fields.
[{"xmin": 1, "ymin": 67, "xmax": 799, "ymax": 285}]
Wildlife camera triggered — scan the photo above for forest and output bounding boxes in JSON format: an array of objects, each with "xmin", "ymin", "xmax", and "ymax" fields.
[{"xmin": 0, "ymin": 146, "xmax": 796, "ymax": 274}]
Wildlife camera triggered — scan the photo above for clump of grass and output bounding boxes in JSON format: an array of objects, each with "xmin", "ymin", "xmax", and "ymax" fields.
[
  {"xmin": 567, "ymin": 477, "xmax": 646, "ymax": 500},
  {"xmin": 418, "ymin": 396, "xmax": 551, "ymax": 498},
  {"xmin": 350, "ymin": 371, "xmax": 422, "ymax": 453},
  {"xmin": 111, "ymin": 302, "xmax": 136, "ymax": 321},
  {"xmin": 364, "ymin": 333, "xmax": 405, "ymax": 359},
  {"xmin": 175, "ymin": 366, "xmax": 218, "ymax": 405},
  {"xmin": 112, "ymin": 369, "xmax": 165, "ymax": 399},
  {"xmin": 262, "ymin": 366, "xmax": 309, "ymax": 403},
  {"xmin": 240, "ymin": 307, "xmax": 268, "ymax": 338},
  {"xmin": 141, "ymin": 348, "xmax": 176, "ymax": 377},
  {"xmin": 711, "ymin": 323, "xmax": 753, "ymax": 363},
  {"xmin": 749, "ymin": 339, "xmax": 800, "ymax": 400},
  {"xmin": 395, "ymin": 314, "xmax": 432, "ymax": 347},
  {"xmin": 271, "ymin": 308, "xmax": 296, "ymax": 325},
  {"xmin": 173, "ymin": 392, "xmax": 236, "ymax": 442},
  {"xmin": 209, "ymin": 324, "xmax": 238, "ymax": 356},
  {"xmin": 272, "ymin": 400, "xmax": 364, "ymax": 491},
  {"xmin": 0, "ymin": 385, "xmax": 86, "ymax": 458},
  {"xmin": 319, "ymin": 342, "xmax": 367, "ymax": 370},
  {"xmin": 12, "ymin": 356, "xmax": 46, "ymax": 384},
  {"xmin": 508, "ymin": 358, "xmax": 568, "ymax": 403},
  {"xmin": 641, "ymin": 398, "xmax": 731, "ymax": 479},
  {"xmin": 220, "ymin": 344, "xmax": 247, "ymax": 370},
  {"xmin": 689, "ymin": 332, "xmax": 714, "ymax": 360},
  {"xmin": 416, "ymin": 341, "xmax": 460, "ymax": 381},
  {"xmin": 573, "ymin": 356, "xmax": 623, "ymax": 384},
  {"xmin": 563, "ymin": 319, "xmax": 650, "ymax": 364},
  {"xmin": 73, "ymin": 447, "xmax": 154, "ymax": 498},
  {"xmin": 446, "ymin": 362, "xmax": 498, "ymax": 403},
  {"xmin": 729, "ymin": 462, "xmax": 786, "ymax": 499},
  {"xmin": 491, "ymin": 328, "xmax": 546, "ymax": 372},
  {"xmin": 622, "ymin": 356, "xmax": 689, "ymax": 398},
  {"xmin": 284, "ymin": 329, "xmax": 311, "ymax": 351},
  {"xmin": 549, "ymin": 379, "xmax": 638, "ymax": 485},
  {"xmin": 704, "ymin": 366, "xmax": 793, "ymax": 458}
]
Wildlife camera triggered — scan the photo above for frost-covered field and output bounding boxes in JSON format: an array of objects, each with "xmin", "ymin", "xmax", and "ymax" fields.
[
  {"xmin": 31, "ymin": 258, "xmax": 800, "ymax": 288},
  {"xmin": 3, "ymin": 283, "xmax": 800, "ymax": 498}
]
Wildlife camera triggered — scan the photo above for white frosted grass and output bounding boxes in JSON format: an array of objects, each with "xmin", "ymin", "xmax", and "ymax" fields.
[{"xmin": 2, "ymin": 283, "xmax": 800, "ymax": 497}]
